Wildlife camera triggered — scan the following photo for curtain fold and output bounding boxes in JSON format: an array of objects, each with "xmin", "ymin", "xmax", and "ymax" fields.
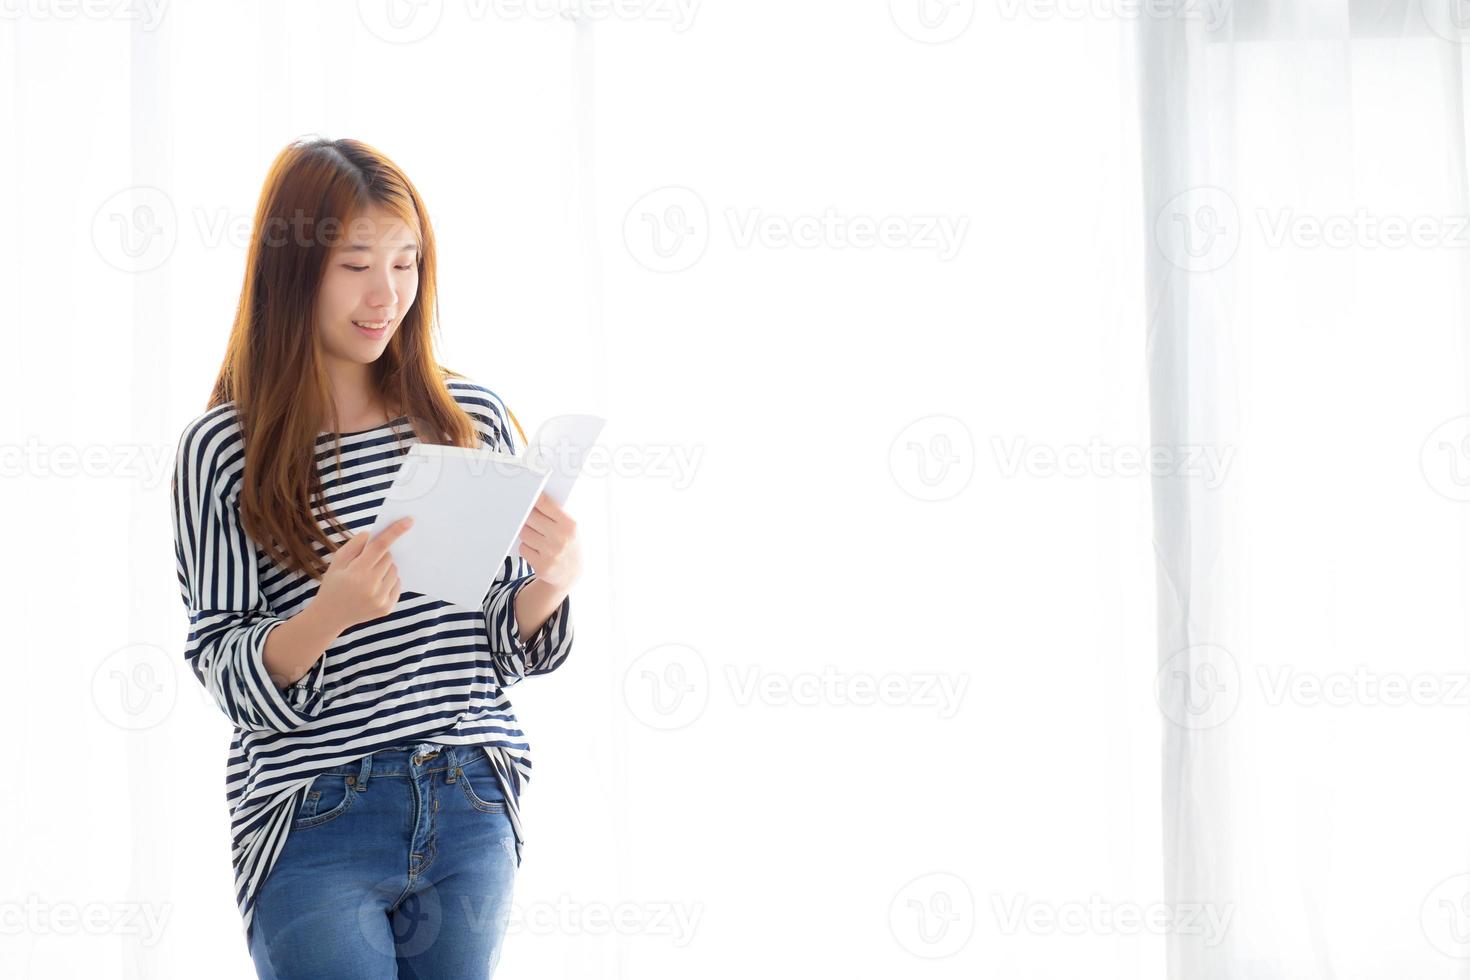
[{"xmin": 1140, "ymin": 6, "xmax": 1470, "ymax": 976}]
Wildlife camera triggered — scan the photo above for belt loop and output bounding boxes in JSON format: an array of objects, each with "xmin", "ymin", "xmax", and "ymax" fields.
[
  {"xmin": 357, "ymin": 750, "xmax": 373, "ymax": 792},
  {"xmin": 446, "ymin": 745, "xmax": 461, "ymax": 783}
]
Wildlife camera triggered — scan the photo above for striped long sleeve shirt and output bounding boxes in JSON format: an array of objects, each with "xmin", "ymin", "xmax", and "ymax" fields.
[{"xmin": 169, "ymin": 379, "xmax": 574, "ymax": 951}]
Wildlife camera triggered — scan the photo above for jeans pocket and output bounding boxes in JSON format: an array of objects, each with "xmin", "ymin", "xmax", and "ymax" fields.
[
  {"xmin": 456, "ymin": 757, "xmax": 507, "ymax": 814},
  {"xmin": 292, "ymin": 772, "xmax": 356, "ymax": 830}
]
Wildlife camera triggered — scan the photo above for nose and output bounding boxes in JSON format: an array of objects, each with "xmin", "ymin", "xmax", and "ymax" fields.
[{"xmin": 364, "ymin": 264, "xmax": 398, "ymax": 309}]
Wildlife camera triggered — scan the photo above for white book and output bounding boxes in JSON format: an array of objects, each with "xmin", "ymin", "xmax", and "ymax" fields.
[
  {"xmin": 366, "ymin": 443, "xmax": 551, "ymax": 609},
  {"xmin": 511, "ymin": 413, "xmax": 608, "ymax": 553}
]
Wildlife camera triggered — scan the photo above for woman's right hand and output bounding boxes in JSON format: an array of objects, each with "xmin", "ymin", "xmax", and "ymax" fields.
[{"xmin": 314, "ymin": 517, "xmax": 415, "ymax": 631}]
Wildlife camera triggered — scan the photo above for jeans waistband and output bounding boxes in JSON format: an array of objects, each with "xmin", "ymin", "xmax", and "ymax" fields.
[{"xmin": 317, "ymin": 742, "xmax": 483, "ymax": 788}]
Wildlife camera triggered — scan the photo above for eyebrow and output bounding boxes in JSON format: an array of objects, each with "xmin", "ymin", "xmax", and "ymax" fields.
[{"xmin": 342, "ymin": 243, "xmax": 418, "ymax": 253}]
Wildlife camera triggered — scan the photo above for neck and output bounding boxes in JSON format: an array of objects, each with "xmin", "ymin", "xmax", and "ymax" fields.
[{"xmin": 323, "ymin": 358, "xmax": 383, "ymax": 426}]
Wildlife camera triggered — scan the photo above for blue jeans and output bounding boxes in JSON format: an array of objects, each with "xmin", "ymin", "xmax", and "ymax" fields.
[{"xmin": 248, "ymin": 742, "xmax": 518, "ymax": 979}]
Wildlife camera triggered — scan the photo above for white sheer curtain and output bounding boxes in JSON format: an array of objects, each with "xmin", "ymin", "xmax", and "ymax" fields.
[{"xmin": 1140, "ymin": 2, "xmax": 1470, "ymax": 975}]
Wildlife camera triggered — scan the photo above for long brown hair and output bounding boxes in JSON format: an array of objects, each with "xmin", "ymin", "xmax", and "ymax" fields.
[{"xmin": 206, "ymin": 136, "xmax": 480, "ymax": 582}]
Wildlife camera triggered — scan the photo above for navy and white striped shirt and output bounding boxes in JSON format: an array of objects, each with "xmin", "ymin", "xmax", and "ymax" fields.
[{"xmin": 170, "ymin": 379, "xmax": 574, "ymax": 950}]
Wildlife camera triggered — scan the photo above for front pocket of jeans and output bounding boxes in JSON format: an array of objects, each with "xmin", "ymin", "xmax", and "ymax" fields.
[
  {"xmin": 292, "ymin": 773, "xmax": 355, "ymax": 830},
  {"xmin": 458, "ymin": 767, "xmax": 507, "ymax": 813}
]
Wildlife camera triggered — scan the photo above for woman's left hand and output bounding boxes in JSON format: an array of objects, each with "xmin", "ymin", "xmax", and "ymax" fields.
[{"xmin": 519, "ymin": 492, "xmax": 582, "ymax": 592}]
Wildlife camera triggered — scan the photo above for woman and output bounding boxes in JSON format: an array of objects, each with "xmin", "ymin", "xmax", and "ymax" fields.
[{"xmin": 169, "ymin": 136, "xmax": 581, "ymax": 979}]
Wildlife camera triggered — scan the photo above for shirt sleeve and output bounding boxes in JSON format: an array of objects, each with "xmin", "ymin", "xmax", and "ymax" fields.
[
  {"xmin": 171, "ymin": 416, "xmax": 328, "ymax": 732},
  {"xmin": 470, "ymin": 386, "xmax": 576, "ymax": 688}
]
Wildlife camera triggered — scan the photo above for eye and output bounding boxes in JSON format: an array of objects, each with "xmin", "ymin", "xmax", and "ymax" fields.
[{"xmin": 343, "ymin": 263, "xmax": 416, "ymax": 271}]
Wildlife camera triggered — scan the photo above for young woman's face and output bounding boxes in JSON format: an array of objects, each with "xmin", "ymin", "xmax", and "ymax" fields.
[{"xmin": 315, "ymin": 204, "xmax": 420, "ymax": 366}]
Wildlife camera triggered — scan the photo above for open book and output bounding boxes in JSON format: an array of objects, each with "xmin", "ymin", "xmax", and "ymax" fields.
[{"xmin": 366, "ymin": 444, "xmax": 550, "ymax": 609}]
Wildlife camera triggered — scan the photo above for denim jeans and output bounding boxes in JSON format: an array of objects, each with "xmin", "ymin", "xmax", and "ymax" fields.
[{"xmin": 248, "ymin": 741, "xmax": 518, "ymax": 979}]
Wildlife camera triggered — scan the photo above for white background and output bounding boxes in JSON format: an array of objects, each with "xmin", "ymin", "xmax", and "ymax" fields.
[{"xmin": 5, "ymin": 1, "xmax": 1469, "ymax": 978}]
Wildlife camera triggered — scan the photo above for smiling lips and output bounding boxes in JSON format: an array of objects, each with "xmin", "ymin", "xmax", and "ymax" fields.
[{"xmin": 353, "ymin": 318, "xmax": 391, "ymax": 334}]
